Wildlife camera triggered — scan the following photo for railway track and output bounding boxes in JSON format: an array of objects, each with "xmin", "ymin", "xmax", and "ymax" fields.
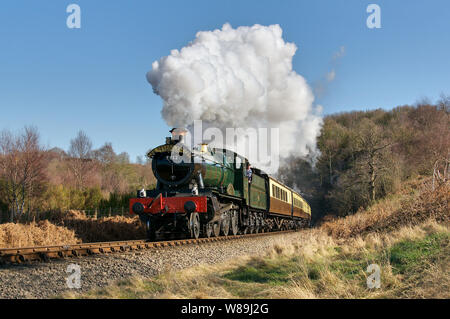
[{"xmin": 0, "ymin": 230, "xmax": 296, "ymax": 264}]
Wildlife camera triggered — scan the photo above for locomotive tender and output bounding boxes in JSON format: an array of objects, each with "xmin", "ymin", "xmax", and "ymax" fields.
[{"xmin": 129, "ymin": 130, "xmax": 311, "ymax": 240}]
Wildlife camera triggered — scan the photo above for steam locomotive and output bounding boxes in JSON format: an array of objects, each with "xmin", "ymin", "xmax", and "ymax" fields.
[{"xmin": 129, "ymin": 129, "xmax": 311, "ymax": 240}]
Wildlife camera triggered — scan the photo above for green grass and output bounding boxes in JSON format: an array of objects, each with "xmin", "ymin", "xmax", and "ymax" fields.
[
  {"xmin": 389, "ymin": 232, "xmax": 449, "ymax": 274},
  {"xmin": 222, "ymin": 248, "xmax": 375, "ymax": 291},
  {"xmin": 330, "ymin": 258, "xmax": 367, "ymax": 280},
  {"xmin": 83, "ymin": 278, "xmax": 166, "ymax": 299},
  {"xmin": 223, "ymin": 256, "xmax": 300, "ymax": 285}
]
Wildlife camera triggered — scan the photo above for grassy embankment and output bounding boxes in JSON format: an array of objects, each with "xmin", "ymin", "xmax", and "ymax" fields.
[
  {"xmin": 67, "ymin": 177, "xmax": 449, "ymax": 299},
  {"xmin": 0, "ymin": 210, "xmax": 146, "ymax": 248}
]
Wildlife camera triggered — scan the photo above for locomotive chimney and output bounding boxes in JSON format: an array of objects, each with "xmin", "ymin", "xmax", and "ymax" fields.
[
  {"xmin": 200, "ymin": 143, "xmax": 208, "ymax": 153},
  {"xmin": 169, "ymin": 128, "xmax": 188, "ymax": 144}
]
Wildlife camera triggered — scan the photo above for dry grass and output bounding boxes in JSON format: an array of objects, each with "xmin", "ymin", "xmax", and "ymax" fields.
[
  {"xmin": 51, "ymin": 209, "xmax": 90, "ymax": 221},
  {"xmin": 0, "ymin": 220, "xmax": 80, "ymax": 248},
  {"xmin": 321, "ymin": 178, "xmax": 449, "ymax": 239},
  {"xmin": 0, "ymin": 210, "xmax": 146, "ymax": 248},
  {"xmin": 45, "ymin": 209, "xmax": 146, "ymax": 242},
  {"xmin": 58, "ymin": 214, "xmax": 146, "ymax": 242},
  {"xmin": 68, "ymin": 220, "xmax": 448, "ymax": 299}
]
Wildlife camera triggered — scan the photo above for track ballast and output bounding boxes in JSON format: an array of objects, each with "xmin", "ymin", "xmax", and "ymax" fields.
[{"xmin": 0, "ymin": 229, "xmax": 296, "ymax": 264}]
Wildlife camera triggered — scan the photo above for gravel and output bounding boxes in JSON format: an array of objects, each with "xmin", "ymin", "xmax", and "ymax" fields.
[{"xmin": 0, "ymin": 232, "xmax": 300, "ymax": 299}]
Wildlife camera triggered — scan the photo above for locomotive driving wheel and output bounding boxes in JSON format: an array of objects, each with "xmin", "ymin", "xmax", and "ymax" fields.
[
  {"xmin": 189, "ymin": 212, "xmax": 200, "ymax": 239},
  {"xmin": 254, "ymin": 215, "xmax": 260, "ymax": 234},
  {"xmin": 205, "ymin": 222, "xmax": 213, "ymax": 238},
  {"xmin": 212, "ymin": 221, "xmax": 220, "ymax": 237},
  {"xmin": 221, "ymin": 212, "xmax": 230, "ymax": 236},
  {"xmin": 248, "ymin": 213, "xmax": 255, "ymax": 234},
  {"xmin": 231, "ymin": 210, "xmax": 239, "ymax": 236}
]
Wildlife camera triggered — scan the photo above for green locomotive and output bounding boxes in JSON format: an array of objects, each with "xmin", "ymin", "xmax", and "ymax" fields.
[{"xmin": 130, "ymin": 130, "xmax": 311, "ymax": 240}]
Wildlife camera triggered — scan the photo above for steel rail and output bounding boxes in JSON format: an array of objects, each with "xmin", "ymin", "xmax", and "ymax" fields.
[{"xmin": 0, "ymin": 230, "xmax": 296, "ymax": 264}]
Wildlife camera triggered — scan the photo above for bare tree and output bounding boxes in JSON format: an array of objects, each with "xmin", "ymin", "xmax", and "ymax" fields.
[
  {"xmin": 67, "ymin": 130, "xmax": 93, "ymax": 189},
  {"xmin": 353, "ymin": 118, "xmax": 393, "ymax": 202},
  {"xmin": 0, "ymin": 127, "xmax": 47, "ymax": 221},
  {"xmin": 317, "ymin": 119, "xmax": 349, "ymax": 186},
  {"xmin": 136, "ymin": 155, "xmax": 144, "ymax": 165},
  {"xmin": 92, "ymin": 142, "xmax": 116, "ymax": 164},
  {"xmin": 437, "ymin": 93, "xmax": 450, "ymax": 113}
]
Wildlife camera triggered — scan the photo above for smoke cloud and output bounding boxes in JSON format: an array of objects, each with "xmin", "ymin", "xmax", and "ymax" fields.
[
  {"xmin": 315, "ymin": 46, "xmax": 345, "ymax": 98},
  {"xmin": 147, "ymin": 23, "xmax": 322, "ymax": 165}
]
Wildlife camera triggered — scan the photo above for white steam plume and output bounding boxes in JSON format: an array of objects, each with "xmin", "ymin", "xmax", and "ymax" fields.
[{"xmin": 147, "ymin": 23, "xmax": 322, "ymax": 165}]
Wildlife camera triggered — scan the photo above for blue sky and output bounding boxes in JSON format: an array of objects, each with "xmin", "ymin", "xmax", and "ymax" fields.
[{"xmin": 0, "ymin": 0, "xmax": 449, "ymax": 161}]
